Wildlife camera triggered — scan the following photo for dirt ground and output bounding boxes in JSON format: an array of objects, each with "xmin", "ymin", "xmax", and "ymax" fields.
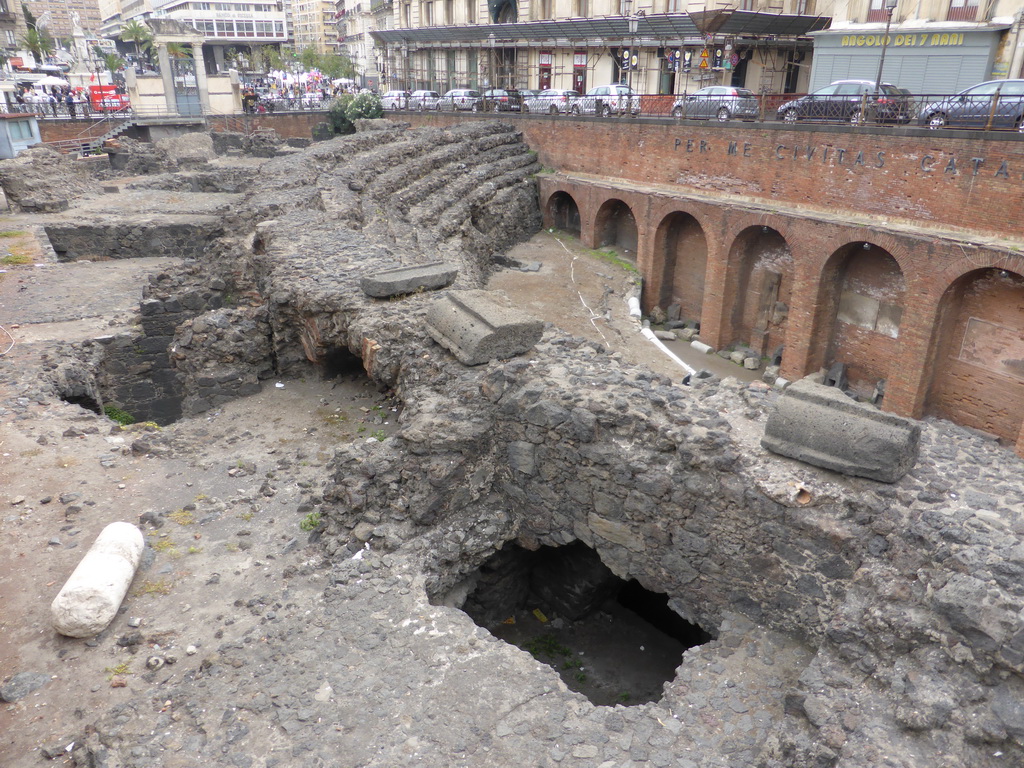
[{"xmin": 0, "ymin": 224, "xmax": 758, "ymax": 765}]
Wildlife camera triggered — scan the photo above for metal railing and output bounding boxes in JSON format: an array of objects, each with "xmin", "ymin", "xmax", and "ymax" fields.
[{"xmin": 387, "ymin": 89, "xmax": 1024, "ymax": 133}]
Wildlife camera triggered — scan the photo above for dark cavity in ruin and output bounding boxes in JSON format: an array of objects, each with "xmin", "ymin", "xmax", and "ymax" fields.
[
  {"xmin": 320, "ymin": 347, "xmax": 365, "ymax": 379},
  {"xmin": 444, "ymin": 541, "xmax": 713, "ymax": 706}
]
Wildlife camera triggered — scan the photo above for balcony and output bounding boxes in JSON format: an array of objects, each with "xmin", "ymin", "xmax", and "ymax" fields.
[{"xmin": 946, "ymin": 4, "xmax": 977, "ymax": 21}]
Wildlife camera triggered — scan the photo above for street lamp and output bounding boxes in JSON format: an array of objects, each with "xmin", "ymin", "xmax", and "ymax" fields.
[{"xmin": 873, "ymin": 0, "xmax": 898, "ymax": 95}]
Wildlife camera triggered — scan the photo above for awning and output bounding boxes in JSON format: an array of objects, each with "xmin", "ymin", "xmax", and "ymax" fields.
[
  {"xmin": 690, "ymin": 10, "xmax": 831, "ymax": 37},
  {"xmin": 372, "ymin": 11, "xmax": 829, "ymax": 47}
]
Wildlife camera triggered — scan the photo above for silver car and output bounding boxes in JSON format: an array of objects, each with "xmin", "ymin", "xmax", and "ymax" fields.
[
  {"xmin": 672, "ymin": 86, "xmax": 760, "ymax": 122},
  {"xmin": 570, "ymin": 84, "xmax": 640, "ymax": 117},
  {"xmin": 381, "ymin": 90, "xmax": 409, "ymax": 110},
  {"xmin": 523, "ymin": 89, "xmax": 580, "ymax": 115},
  {"xmin": 437, "ymin": 89, "xmax": 481, "ymax": 111},
  {"xmin": 409, "ymin": 90, "xmax": 440, "ymax": 111}
]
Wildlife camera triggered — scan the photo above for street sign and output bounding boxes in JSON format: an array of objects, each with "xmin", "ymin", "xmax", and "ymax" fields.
[{"xmin": 699, "ymin": 48, "xmax": 710, "ymax": 70}]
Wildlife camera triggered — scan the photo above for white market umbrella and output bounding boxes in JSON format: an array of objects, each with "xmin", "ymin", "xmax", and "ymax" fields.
[{"xmin": 36, "ymin": 75, "xmax": 70, "ymax": 86}]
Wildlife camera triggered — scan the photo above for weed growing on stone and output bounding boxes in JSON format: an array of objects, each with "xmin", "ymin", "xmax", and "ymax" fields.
[
  {"xmin": 370, "ymin": 429, "xmax": 386, "ymax": 441},
  {"xmin": 0, "ymin": 230, "xmax": 25, "ymax": 238},
  {"xmin": 103, "ymin": 405, "xmax": 135, "ymax": 426},
  {"xmin": 237, "ymin": 510, "xmax": 254, "ymax": 522},
  {"xmin": 135, "ymin": 579, "xmax": 173, "ymax": 596},
  {"xmin": 524, "ymin": 633, "xmax": 573, "ymax": 661},
  {"xmin": 0, "ymin": 252, "xmax": 32, "ymax": 266},
  {"xmin": 187, "ymin": 546, "xmax": 203, "ymax": 555},
  {"xmin": 151, "ymin": 539, "xmax": 179, "ymax": 556},
  {"xmin": 225, "ymin": 542, "xmax": 239, "ymax": 553},
  {"xmin": 167, "ymin": 509, "xmax": 196, "ymax": 526},
  {"xmin": 300, "ymin": 511, "xmax": 322, "ymax": 531},
  {"xmin": 104, "ymin": 662, "xmax": 131, "ymax": 679}
]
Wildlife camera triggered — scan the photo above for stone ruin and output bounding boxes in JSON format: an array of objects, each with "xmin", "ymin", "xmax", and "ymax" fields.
[{"xmin": 3, "ymin": 120, "xmax": 1024, "ymax": 767}]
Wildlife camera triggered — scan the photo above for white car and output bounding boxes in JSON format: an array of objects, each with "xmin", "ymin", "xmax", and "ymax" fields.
[
  {"xmin": 438, "ymin": 89, "xmax": 480, "ymax": 111},
  {"xmin": 570, "ymin": 84, "xmax": 640, "ymax": 117},
  {"xmin": 409, "ymin": 90, "xmax": 440, "ymax": 111},
  {"xmin": 381, "ymin": 90, "xmax": 409, "ymax": 110},
  {"xmin": 523, "ymin": 89, "xmax": 579, "ymax": 115}
]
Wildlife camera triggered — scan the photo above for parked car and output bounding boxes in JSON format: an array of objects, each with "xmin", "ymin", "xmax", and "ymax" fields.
[
  {"xmin": 437, "ymin": 89, "xmax": 481, "ymax": 111},
  {"xmin": 381, "ymin": 90, "xmax": 409, "ymax": 110},
  {"xmin": 776, "ymin": 80, "xmax": 911, "ymax": 124},
  {"xmin": 474, "ymin": 88, "xmax": 523, "ymax": 112},
  {"xmin": 409, "ymin": 90, "xmax": 441, "ymax": 111},
  {"xmin": 570, "ymin": 84, "xmax": 640, "ymax": 117},
  {"xmin": 523, "ymin": 89, "xmax": 580, "ymax": 114},
  {"xmin": 917, "ymin": 79, "xmax": 1024, "ymax": 131},
  {"xmin": 672, "ymin": 86, "xmax": 760, "ymax": 121}
]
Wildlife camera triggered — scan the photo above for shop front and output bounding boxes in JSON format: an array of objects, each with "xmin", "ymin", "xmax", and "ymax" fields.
[{"xmin": 808, "ymin": 25, "xmax": 1011, "ymax": 95}]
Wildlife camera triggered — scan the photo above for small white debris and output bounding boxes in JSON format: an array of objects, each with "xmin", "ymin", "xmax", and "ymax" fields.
[{"xmin": 275, "ymin": 382, "xmax": 285, "ymax": 388}]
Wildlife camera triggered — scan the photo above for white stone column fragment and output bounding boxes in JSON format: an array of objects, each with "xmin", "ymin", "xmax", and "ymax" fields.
[{"xmin": 50, "ymin": 522, "xmax": 145, "ymax": 638}]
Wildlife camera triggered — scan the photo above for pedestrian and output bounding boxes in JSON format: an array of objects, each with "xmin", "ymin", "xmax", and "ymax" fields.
[
  {"xmin": 65, "ymin": 92, "xmax": 76, "ymax": 119},
  {"xmin": 49, "ymin": 92, "xmax": 59, "ymax": 117}
]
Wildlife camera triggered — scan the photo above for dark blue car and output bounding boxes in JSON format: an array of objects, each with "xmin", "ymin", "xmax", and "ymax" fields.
[{"xmin": 918, "ymin": 79, "xmax": 1024, "ymax": 131}]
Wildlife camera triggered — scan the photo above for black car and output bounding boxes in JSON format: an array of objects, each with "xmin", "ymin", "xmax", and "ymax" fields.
[
  {"xmin": 918, "ymin": 79, "xmax": 1024, "ymax": 131},
  {"xmin": 474, "ymin": 88, "xmax": 523, "ymax": 112},
  {"xmin": 777, "ymin": 80, "xmax": 912, "ymax": 124}
]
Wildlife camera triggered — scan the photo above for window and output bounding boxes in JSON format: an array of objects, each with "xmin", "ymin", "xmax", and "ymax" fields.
[
  {"xmin": 540, "ymin": 0, "xmax": 551, "ymax": 17},
  {"xmin": 10, "ymin": 120, "xmax": 33, "ymax": 140},
  {"xmin": 867, "ymin": 0, "xmax": 894, "ymax": 22},
  {"xmin": 466, "ymin": 0, "xmax": 475, "ymax": 22},
  {"xmin": 947, "ymin": 0, "xmax": 978, "ymax": 21},
  {"xmin": 574, "ymin": 0, "xmax": 588, "ymax": 16},
  {"xmin": 445, "ymin": 0, "xmax": 453, "ymax": 23}
]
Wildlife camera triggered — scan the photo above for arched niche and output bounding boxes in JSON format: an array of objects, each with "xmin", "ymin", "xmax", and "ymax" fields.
[
  {"xmin": 725, "ymin": 226, "xmax": 793, "ymax": 357},
  {"xmin": 594, "ymin": 199, "xmax": 638, "ymax": 262},
  {"xmin": 926, "ymin": 267, "xmax": 1024, "ymax": 442},
  {"xmin": 547, "ymin": 191, "xmax": 581, "ymax": 237},
  {"xmin": 651, "ymin": 211, "xmax": 707, "ymax": 325},
  {"xmin": 819, "ymin": 241, "xmax": 906, "ymax": 398}
]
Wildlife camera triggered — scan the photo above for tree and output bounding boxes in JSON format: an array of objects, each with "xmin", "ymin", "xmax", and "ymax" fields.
[
  {"xmin": 21, "ymin": 28, "xmax": 55, "ymax": 62},
  {"xmin": 317, "ymin": 52, "xmax": 356, "ymax": 81},
  {"xmin": 166, "ymin": 43, "xmax": 192, "ymax": 59},
  {"xmin": 119, "ymin": 20, "xmax": 153, "ymax": 62},
  {"xmin": 101, "ymin": 52, "xmax": 125, "ymax": 78}
]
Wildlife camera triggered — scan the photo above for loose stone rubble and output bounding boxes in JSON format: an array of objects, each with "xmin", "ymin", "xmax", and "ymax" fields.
[{"xmin": 1, "ymin": 121, "xmax": 1023, "ymax": 768}]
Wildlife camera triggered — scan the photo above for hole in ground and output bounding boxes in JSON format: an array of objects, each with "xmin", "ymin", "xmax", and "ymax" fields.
[{"xmin": 439, "ymin": 541, "xmax": 715, "ymax": 706}]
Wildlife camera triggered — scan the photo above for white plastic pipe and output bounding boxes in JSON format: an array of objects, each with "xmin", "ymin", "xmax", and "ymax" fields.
[
  {"xmin": 691, "ymin": 340, "xmax": 714, "ymax": 355},
  {"xmin": 51, "ymin": 522, "xmax": 145, "ymax": 638},
  {"xmin": 640, "ymin": 326, "xmax": 696, "ymax": 376},
  {"xmin": 627, "ymin": 296, "xmax": 641, "ymax": 318}
]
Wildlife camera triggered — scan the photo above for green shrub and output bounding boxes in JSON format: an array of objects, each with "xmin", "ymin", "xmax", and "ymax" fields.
[
  {"xmin": 300, "ymin": 511, "xmax": 322, "ymax": 531},
  {"xmin": 104, "ymin": 405, "xmax": 135, "ymax": 425},
  {"xmin": 327, "ymin": 94, "xmax": 356, "ymax": 135},
  {"xmin": 345, "ymin": 92, "xmax": 384, "ymax": 122}
]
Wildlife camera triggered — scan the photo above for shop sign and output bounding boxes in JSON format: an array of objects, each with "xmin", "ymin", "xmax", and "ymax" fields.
[{"xmin": 840, "ymin": 32, "xmax": 966, "ymax": 48}]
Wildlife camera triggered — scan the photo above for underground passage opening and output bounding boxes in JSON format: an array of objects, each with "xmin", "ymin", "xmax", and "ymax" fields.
[
  {"xmin": 320, "ymin": 347, "xmax": 365, "ymax": 379},
  {"xmin": 439, "ymin": 540, "xmax": 715, "ymax": 706}
]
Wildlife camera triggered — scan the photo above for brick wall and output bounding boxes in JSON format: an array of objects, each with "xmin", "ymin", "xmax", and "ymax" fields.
[
  {"xmin": 400, "ymin": 113, "xmax": 1024, "ymax": 241},
  {"xmin": 39, "ymin": 111, "xmax": 330, "ymax": 145}
]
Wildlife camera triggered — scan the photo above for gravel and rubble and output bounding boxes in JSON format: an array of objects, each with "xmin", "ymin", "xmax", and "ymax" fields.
[{"xmin": 1, "ymin": 120, "xmax": 1023, "ymax": 768}]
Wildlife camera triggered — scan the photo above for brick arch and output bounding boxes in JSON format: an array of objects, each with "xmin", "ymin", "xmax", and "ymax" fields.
[
  {"xmin": 544, "ymin": 189, "xmax": 582, "ymax": 237},
  {"xmin": 715, "ymin": 224, "xmax": 795, "ymax": 358},
  {"xmin": 592, "ymin": 196, "xmax": 640, "ymax": 261},
  {"xmin": 813, "ymin": 241, "xmax": 908, "ymax": 398},
  {"xmin": 646, "ymin": 209, "xmax": 709, "ymax": 322},
  {"xmin": 925, "ymin": 266, "xmax": 1024, "ymax": 446}
]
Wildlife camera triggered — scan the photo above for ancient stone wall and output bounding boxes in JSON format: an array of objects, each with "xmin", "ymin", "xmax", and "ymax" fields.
[{"xmin": 44, "ymin": 218, "xmax": 224, "ymax": 262}]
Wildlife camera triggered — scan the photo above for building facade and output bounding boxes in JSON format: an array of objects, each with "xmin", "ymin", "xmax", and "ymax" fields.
[
  {"xmin": 368, "ymin": 1, "xmax": 832, "ymax": 96},
  {"xmin": 290, "ymin": 0, "xmax": 339, "ymax": 52},
  {"xmin": 153, "ymin": 0, "xmax": 289, "ymax": 71},
  {"xmin": 809, "ymin": 0, "xmax": 1024, "ymax": 93},
  {"xmin": 23, "ymin": 0, "xmax": 104, "ymax": 41}
]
